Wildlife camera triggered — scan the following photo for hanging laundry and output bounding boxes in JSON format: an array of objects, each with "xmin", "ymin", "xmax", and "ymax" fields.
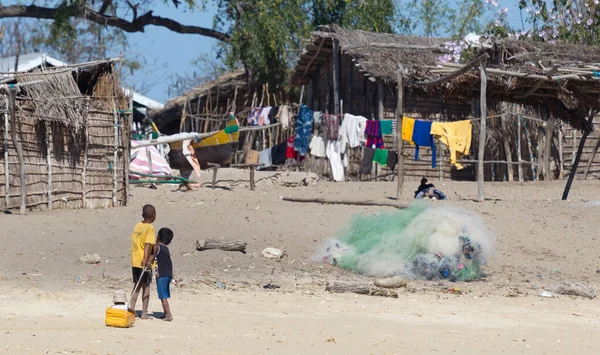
[
  {"xmin": 387, "ymin": 151, "xmax": 398, "ymax": 171},
  {"xmin": 402, "ymin": 116, "xmax": 415, "ymax": 145},
  {"xmin": 268, "ymin": 106, "xmax": 279, "ymax": 124},
  {"xmin": 431, "ymin": 120, "xmax": 472, "ymax": 170},
  {"xmin": 258, "ymin": 107, "xmax": 272, "ymax": 126},
  {"xmin": 294, "ymin": 105, "xmax": 314, "ymax": 156},
  {"xmin": 258, "ymin": 148, "xmax": 272, "ymax": 170},
  {"xmin": 271, "ymin": 141, "xmax": 287, "ymax": 165},
  {"xmin": 313, "ymin": 111, "xmax": 323, "ymax": 126},
  {"xmin": 365, "ymin": 120, "xmax": 384, "ymax": 149},
  {"xmin": 309, "ymin": 135, "xmax": 327, "ymax": 158},
  {"xmin": 277, "ymin": 105, "xmax": 291, "ymax": 129},
  {"xmin": 286, "ymin": 135, "xmax": 297, "ymax": 159},
  {"xmin": 323, "ymin": 114, "xmax": 339, "ymax": 140},
  {"xmin": 248, "ymin": 107, "xmax": 263, "ymax": 126},
  {"xmin": 373, "ymin": 149, "xmax": 388, "ymax": 166},
  {"xmin": 412, "ymin": 120, "xmax": 436, "ymax": 168},
  {"xmin": 380, "ymin": 120, "xmax": 393, "ymax": 135},
  {"xmin": 360, "ymin": 147, "xmax": 376, "ymax": 175},
  {"xmin": 340, "ymin": 113, "xmax": 367, "ymax": 152},
  {"xmin": 326, "ymin": 140, "xmax": 345, "ymax": 182}
]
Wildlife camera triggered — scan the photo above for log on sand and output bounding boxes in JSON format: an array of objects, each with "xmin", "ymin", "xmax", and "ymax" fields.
[
  {"xmin": 325, "ymin": 281, "xmax": 399, "ymax": 298},
  {"xmin": 282, "ymin": 197, "xmax": 407, "ymax": 209},
  {"xmin": 374, "ymin": 276, "xmax": 408, "ymax": 289},
  {"xmin": 196, "ymin": 239, "xmax": 247, "ymax": 253}
]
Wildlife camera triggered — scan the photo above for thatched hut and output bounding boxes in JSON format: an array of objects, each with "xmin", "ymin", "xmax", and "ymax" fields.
[
  {"xmin": 150, "ymin": 69, "xmax": 251, "ymax": 135},
  {"xmin": 293, "ymin": 25, "xmax": 600, "ymax": 199},
  {"xmin": 0, "ymin": 59, "xmax": 130, "ymax": 212}
]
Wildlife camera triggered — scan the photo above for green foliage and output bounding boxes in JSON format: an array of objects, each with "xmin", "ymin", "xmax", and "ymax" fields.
[{"xmin": 213, "ymin": 0, "xmax": 395, "ymax": 90}]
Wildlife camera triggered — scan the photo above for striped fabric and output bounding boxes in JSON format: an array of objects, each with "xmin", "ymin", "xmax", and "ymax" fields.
[{"xmin": 130, "ymin": 140, "xmax": 172, "ymax": 179}]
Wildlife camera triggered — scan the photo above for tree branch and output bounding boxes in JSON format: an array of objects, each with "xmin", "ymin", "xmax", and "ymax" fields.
[
  {"xmin": 0, "ymin": 4, "xmax": 230, "ymax": 42},
  {"xmin": 98, "ymin": 0, "xmax": 112, "ymax": 15}
]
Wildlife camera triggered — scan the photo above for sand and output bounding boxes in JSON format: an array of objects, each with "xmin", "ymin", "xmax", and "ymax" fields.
[{"xmin": 1, "ymin": 171, "xmax": 600, "ymax": 354}]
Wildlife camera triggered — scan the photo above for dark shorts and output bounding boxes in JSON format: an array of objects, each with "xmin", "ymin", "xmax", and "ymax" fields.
[
  {"xmin": 156, "ymin": 276, "xmax": 172, "ymax": 300},
  {"xmin": 132, "ymin": 267, "xmax": 152, "ymax": 285}
]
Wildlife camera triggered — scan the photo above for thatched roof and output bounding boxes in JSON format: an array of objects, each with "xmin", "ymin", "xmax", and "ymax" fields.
[
  {"xmin": 150, "ymin": 69, "xmax": 249, "ymax": 127},
  {"xmin": 0, "ymin": 59, "xmax": 123, "ymax": 132},
  {"xmin": 293, "ymin": 25, "xmax": 600, "ymax": 132}
]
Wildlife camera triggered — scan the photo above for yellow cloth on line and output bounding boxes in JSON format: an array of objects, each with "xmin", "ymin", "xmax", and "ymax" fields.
[
  {"xmin": 401, "ymin": 116, "xmax": 415, "ymax": 145},
  {"xmin": 431, "ymin": 120, "xmax": 472, "ymax": 170}
]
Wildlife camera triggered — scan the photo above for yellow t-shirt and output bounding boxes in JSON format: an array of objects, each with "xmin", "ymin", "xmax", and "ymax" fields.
[{"xmin": 130, "ymin": 222, "xmax": 156, "ymax": 268}]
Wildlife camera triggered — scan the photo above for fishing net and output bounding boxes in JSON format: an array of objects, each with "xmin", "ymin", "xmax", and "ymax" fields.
[{"xmin": 318, "ymin": 202, "xmax": 494, "ymax": 282}]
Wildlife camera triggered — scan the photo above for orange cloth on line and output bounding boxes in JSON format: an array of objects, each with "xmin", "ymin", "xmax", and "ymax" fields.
[
  {"xmin": 430, "ymin": 120, "xmax": 472, "ymax": 170},
  {"xmin": 401, "ymin": 116, "xmax": 415, "ymax": 145}
]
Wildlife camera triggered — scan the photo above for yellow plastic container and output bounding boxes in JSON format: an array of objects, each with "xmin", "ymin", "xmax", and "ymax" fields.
[{"xmin": 105, "ymin": 307, "xmax": 135, "ymax": 328}]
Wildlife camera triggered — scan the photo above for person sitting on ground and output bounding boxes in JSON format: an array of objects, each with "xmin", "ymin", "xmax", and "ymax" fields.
[
  {"xmin": 154, "ymin": 227, "xmax": 174, "ymax": 322},
  {"xmin": 414, "ymin": 177, "xmax": 446, "ymax": 200}
]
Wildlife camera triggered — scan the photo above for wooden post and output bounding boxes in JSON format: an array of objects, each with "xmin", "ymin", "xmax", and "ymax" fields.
[
  {"xmin": 571, "ymin": 130, "xmax": 577, "ymax": 166},
  {"xmin": 544, "ymin": 118, "xmax": 554, "ymax": 180},
  {"xmin": 501, "ymin": 112, "xmax": 514, "ymax": 182},
  {"xmin": 112, "ymin": 99, "xmax": 119, "ymax": 207},
  {"xmin": 3, "ymin": 96, "xmax": 9, "ymax": 208},
  {"xmin": 250, "ymin": 166, "xmax": 256, "ymax": 191},
  {"xmin": 438, "ymin": 140, "xmax": 443, "ymax": 181},
  {"xmin": 478, "ymin": 61, "xmax": 487, "ymax": 202},
  {"xmin": 395, "ymin": 70, "xmax": 404, "ymax": 199},
  {"xmin": 125, "ymin": 88, "xmax": 133, "ymax": 206},
  {"xmin": 517, "ymin": 112, "xmax": 523, "ymax": 182},
  {"xmin": 299, "ymin": 86, "xmax": 304, "ymax": 106},
  {"xmin": 558, "ymin": 123, "xmax": 564, "ymax": 179},
  {"xmin": 9, "ymin": 89, "xmax": 26, "ymax": 214},
  {"xmin": 333, "ymin": 39, "xmax": 340, "ymax": 116},
  {"xmin": 45, "ymin": 122, "xmax": 53, "ymax": 210},
  {"xmin": 377, "ymin": 82, "xmax": 384, "ymax": 121},
  {"xmin": 583, "ymin": 135, "xmax": 600, "ymax": 179},
  {"xmin": 81, "ymin": 123, "xmax": 88, "ymax": 208}
]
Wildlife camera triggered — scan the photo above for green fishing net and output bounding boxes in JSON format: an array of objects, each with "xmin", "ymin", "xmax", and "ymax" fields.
[{"xmin": 321, "ymin": 202, "xmax": 493, "ymax": 282}]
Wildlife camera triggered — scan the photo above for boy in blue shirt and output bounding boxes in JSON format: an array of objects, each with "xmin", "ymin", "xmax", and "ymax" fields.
[{"xmin": 154, "ymin": 228, "xmax": 174, "ymax": 321}]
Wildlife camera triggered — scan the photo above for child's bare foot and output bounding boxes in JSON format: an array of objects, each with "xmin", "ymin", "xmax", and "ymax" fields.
[
  {"xmin": 140, "ymin": 313, "xmax": 150, "ymax": 320},
  {"xmin": 162, "ymin": 315, "xmax": 173, "ymax": 322}
]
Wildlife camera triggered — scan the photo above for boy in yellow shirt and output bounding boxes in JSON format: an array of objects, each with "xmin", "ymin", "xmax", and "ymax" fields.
[{"xmin": 130, "ymin": 204, "xmax": 156, "ymax": 319}]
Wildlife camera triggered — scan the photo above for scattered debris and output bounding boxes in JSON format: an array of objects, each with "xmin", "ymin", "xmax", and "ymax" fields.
[
  {"xmin": 262, "ymin": 247, "xmax": 284, "ymax": 259},
  {"xmin": 546, "ymin": 281, "xmax": 597, "ymax": 299},
  {"xmin": 263, "ymin": 283, "xmax": 280, "ymax": 289},
  {"xmin": 325, "ymin": 281, "xmax": 398, "ymax": 298},
  {"xmin": 447, "ymin": 287, "xmax": 464, "ymax": 294},
  {"xmin": 196, "ymin": 239, "xmax": 247, "ymax": 253},
  {"xmin": 216, "ymin": 281, "xmax": 226, "ymax": 289},
  {"xmin": 374, "ymin": 276, "xmax": 407, "ymax": 289},
  {"xmin": 325, "ymin": 337, "xmax": 336, "ymax": 343},
  {"xmin": 79, "ymin": 253, "xmax": 101, "ymax": 264},
  {"xmin": 539, "ymin": 290, "xmax": 554, "ymax": 298}
]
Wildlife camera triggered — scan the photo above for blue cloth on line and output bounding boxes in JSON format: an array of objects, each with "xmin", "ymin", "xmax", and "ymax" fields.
[
  {"xmin": 294, "ymin": 105, "xmax": 314, "ymax": 156},
  {"xmin": 411, "ymin": 120, "xmax": 436, "ymax": 168}
]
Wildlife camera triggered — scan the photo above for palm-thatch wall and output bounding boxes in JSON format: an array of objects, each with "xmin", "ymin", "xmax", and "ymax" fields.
[{"xmin": 0, "ymin": 60, "xmax": 129, "ymax": 212}]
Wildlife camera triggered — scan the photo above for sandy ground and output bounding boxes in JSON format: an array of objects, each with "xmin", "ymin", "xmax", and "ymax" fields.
[{"xmin": 1, "ymin": 170, "xmax": 600, "ymax": 354}]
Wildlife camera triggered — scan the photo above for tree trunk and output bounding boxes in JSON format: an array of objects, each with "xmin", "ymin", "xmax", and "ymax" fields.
[{"xmin": 196, "ymin": 239, "xmax": 247, "ymax": 253}]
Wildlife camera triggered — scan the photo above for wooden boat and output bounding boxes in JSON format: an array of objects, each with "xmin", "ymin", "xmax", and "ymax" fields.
[{"xmin": 167, "ymin": 117, "xmax": 240, "ymax": 170}]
